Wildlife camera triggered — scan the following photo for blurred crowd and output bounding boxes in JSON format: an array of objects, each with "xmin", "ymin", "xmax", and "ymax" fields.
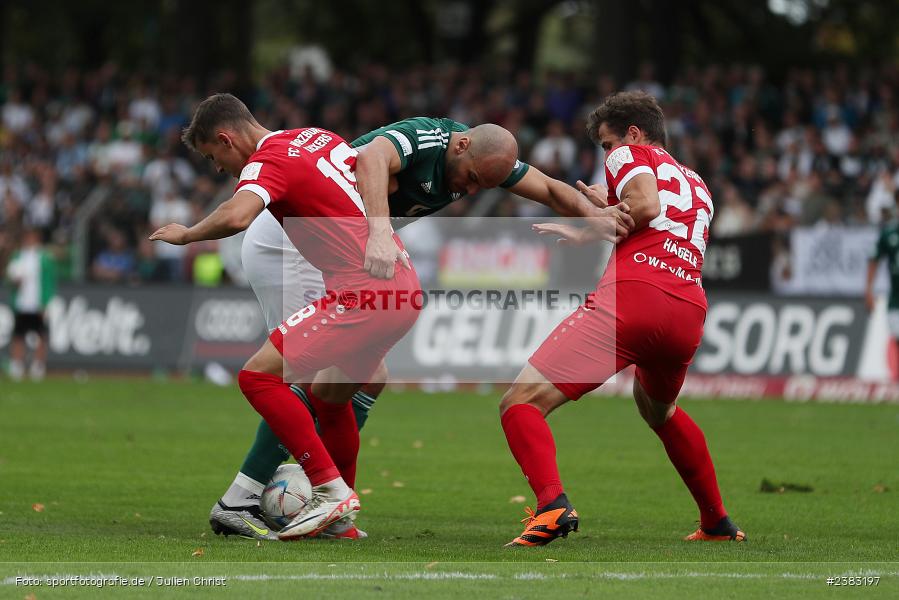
[{"xmin": 2, "ymin": 59, "xmax": 899, "ymax": 284}]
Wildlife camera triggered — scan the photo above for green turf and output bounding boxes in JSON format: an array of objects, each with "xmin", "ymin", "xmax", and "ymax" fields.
[{"xmin": 1, "ymin": 379, "xmax": 897, "ymax": 598}]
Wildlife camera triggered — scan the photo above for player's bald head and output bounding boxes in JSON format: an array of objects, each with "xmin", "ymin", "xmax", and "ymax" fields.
[{"xmin": 466, "ymin": 124, "xmax": 519, "ymax": 187}]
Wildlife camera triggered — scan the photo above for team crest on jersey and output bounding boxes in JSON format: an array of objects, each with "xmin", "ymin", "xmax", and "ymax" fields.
[
  {"xmin": 239, "ymin": 161, "xmax": 263, "ymax": 182},
  {"xmin": 421, "ymin": 181, "xmax": 432, "ymax": 193},
  {"xmin": 606, "ymin": 146, "xmax": 634, "ymax": 178}
]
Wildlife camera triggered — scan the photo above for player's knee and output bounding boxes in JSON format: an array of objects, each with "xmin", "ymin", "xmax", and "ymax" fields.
[
  {"xmin": 499, "ymin": 388, "xmax": 523, "ymax": 415},
  {"xmin": 499, "ymin": 384, "xmax": 547, "ymax": 416},
  {"xmin": 362, "ymin": 361, "xmax": 388, "ymax": 397},
  {"xmin": 242, "ymin": 342, "xmax": 282, "ymax": 377},
  {"xmin": 643, "ymin": 404, "xmax": 675, "ymax": 429},
  {"xmin": 633, "ymin": 379, "xmax": 673, "ymax": 428},
  {"xmin": 242, "ymin": 353, "xmax": 264, "ymax": 374}
]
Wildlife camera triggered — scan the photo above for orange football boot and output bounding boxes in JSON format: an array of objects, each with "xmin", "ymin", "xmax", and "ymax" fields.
[
  {"xmin": 505, "ymin": 493, "xmax": 579, "ymax": 547},
  {"xmin": 684, "ymin": 516, "xmax": 746, "ymax": 541}
]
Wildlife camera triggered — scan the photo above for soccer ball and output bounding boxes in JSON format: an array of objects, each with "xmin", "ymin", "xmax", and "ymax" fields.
[{"xmin": 260, "ymin": 464, "xmax": 313, "ymax": 528}]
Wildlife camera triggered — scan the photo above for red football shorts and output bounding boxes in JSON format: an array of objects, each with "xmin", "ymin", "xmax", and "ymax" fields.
[
  {"xmin": 529, "ymin": 280, "xmax": 706, "ymax": 403},
  {"xmin": 269, "ymin": 265, "xmax": 421, "ymax": 383}
]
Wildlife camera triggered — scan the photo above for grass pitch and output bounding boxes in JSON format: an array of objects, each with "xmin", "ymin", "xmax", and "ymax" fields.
[{"xmin": 0, "ymin": 378, "xmax": 897, "ymax": 598}]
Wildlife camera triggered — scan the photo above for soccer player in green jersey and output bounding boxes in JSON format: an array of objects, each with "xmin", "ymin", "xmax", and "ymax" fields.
[
  {"xmin": 866, "ymin": 192, "xmax": 899, "ymax": 379},
  {"xmin": 211, "ymin": 116, "xmax": 632, "ymax": 539},
  {"xmin": 354, "ymin": 117, "xmax": 621, "ymax": 278}
]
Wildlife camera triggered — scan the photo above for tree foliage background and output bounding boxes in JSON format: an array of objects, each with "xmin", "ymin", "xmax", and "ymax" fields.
[{"xmin": 2, "ymin": 0, "xmax": 898, "ymax": 83}]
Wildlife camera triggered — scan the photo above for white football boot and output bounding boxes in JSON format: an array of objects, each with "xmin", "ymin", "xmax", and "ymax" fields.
[{"xmin": 277, "ymin": 484, "xmax": 360, "ymax": 540}]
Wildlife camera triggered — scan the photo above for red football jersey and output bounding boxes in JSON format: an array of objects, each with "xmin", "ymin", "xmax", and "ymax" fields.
[
  {"xmin": 235, "ymin": 128, "xmax": 375, "ymax": 284},
  {"xmin": 602, "ymin": 144, "xmax": 713, "ymax": 309}
]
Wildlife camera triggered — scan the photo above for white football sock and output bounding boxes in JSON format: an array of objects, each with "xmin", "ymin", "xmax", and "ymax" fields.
[
  {"xmin": 318, "ymin": 476, "xmax": 351, "ymax": 498},
  {"xmin": 221, "ymin": 472, "xmax": 265, "ymax": 507}
]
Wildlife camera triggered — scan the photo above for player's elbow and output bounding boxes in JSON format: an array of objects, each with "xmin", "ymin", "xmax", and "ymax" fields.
[
  {"xmin": 626, "ymin": 194, "xmax": 661, "ymax": 227},
  {"xmin": 226, "ymin": 208, "xmax": 256, "ymax": 232}
]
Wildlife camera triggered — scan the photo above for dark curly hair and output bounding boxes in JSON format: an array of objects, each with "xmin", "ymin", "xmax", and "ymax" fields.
[{"xmin": 586, "ymin": 91, "xmax": 667, "ymax": 147}]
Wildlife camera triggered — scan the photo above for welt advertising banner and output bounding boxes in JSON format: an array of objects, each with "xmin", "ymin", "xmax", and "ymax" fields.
[{"xmin": 0, "ymin": 285, "xmax": 267, "ymax": 371}]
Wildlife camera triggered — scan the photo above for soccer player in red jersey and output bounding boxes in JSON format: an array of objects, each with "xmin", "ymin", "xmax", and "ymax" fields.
[
  {"xmin": 500, "ymin": 91, "xmax": 745, "ymax": 546},
  {"xmin": 150, "ymin": 94, "xmax": 421, "ymax": 539}
]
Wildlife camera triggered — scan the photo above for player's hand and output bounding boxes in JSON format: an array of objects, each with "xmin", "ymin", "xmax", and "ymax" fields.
[
  {"xmin": 364, "ymin": 228, "xmax": 410, "ymax": 279},
  {"xmin": 576, "ymin": 180, "xmax": 609, "ymax": 208},
  {"xmin": 149, "ymin": 224, "xmax": 190, "ymax": 245},
  {"xmin": 532, "ymin": 222, "xmax": 591, "ymax": 245},
  {"xmin": 533, "ymin": 206, "xmax": 634, "ymax": 245},
  {"xmin": 865, "ymin": 291, "xmax": 876, "ymax": 313},
  {"xmin": 602, "ymin": 204, "xmax": 635, "ymax": 237}
]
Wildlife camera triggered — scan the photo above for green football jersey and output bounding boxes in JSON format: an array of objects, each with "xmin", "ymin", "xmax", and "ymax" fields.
[
  {"xmin": 350, "ymin": 116, "xmax": 529, "ymax": 219},
  {"xmin": 873, "ymin": 222, "xmax": 899, "ymax": 309}
]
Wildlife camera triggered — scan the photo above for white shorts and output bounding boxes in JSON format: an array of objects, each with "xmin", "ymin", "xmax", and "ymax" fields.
[
  {"xmin": 888, "ymin": 310, "xmax": 899, "ymax": 338},
  {"xmin": 241, "ymin": 211, "xmax": 326, "ymax": 334}
]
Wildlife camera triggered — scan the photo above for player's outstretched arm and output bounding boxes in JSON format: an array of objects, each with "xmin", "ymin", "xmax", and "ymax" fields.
[
  {"xmin": 508, "ymin": 167, "xmax": 607, "ymax": 217},
  {"xmin": 532, "ymin": 204, "xmax": 633, "ymax": 245},
  {"xmin": 355, "ymin": 136, "xmax": 409, "ymax": 279},
  {"xmin": 149, "ymin": 190, "xmax": 264, "ymax": 245}
]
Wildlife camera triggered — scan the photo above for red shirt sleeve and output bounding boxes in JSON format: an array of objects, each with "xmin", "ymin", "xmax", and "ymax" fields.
[
  {"xmin": 234, "ymin": 147, "xmax": 290, "ymax": 208},
  {"xmin": 604, "ymin": 145, "xmax": 656, "ymax": 203}
]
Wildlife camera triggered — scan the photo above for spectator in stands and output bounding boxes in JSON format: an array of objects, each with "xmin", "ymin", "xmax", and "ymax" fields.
[
  {"xmin": 1, "ymin": 88, "xmax": 35, "ymax": 134},
  {"xmin": 713, "ymin": 183, "xmax": 755, "ymax": 237},
  {"xmin": 91, "ymin": 228, "xmax": 135, "ymax": 283},
  {"xmin": 142, "ymin": 141, "xmax": 196, "ymax": 202},
  {"xmin": 148, "ymin": 188, "xmax": 192, "ymax": 281},
  {"xmin": 625, "ymin": 61, "xmax": 665, "ymax": 100},
  {"xmin": 55, "ymin": 131, "xmax": 90, "ymax": 183},
  {"xmin": 106, "ymin": 121, "xmax": 143, "ymax": 175},
  {"xmin": 5, "ymin": 58, "xmax": 899, "ymax": 285},
  {"xmin": 26, "ymin": 167, "xmax": 60, "ymax": 232},
  {"xmin": 0, "ymin": 159, "xmax": 31, "ymax": 207},
  {"xmin": 135, "ymin": 236, "xmax": 162, "ymax": 282},
  {"xmin": 530, "ymin": 119, "xmax": 577, "ymax": 180}
]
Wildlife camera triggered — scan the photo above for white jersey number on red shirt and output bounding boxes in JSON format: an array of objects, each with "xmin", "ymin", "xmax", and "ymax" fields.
[
  {"xmin": 648, "ymin": 162, "xmax": 713, "ymax": 256},
  {"xmin": 315, "ymin": 142, "xmax": 366, "ymax": 215}
]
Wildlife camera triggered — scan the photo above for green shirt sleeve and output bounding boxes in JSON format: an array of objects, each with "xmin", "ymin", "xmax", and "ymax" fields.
[
  {"xmin": 352, "ymin": 117, "xmax": 467, "ymax": 171},
  {"xmin": 372, "ymin": 122, "xmax": 420, "ymax": 170},
  {"xmin": 500, "ymin": 159, "xmax": 530, "ymax": 188}
]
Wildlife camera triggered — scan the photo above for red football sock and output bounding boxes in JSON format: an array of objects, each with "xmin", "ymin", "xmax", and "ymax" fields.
[
  {"xmin": 501, "ymin": 403, "xmax": 565, "ymax": 509},
  {"xmin": 306, "ymin": 387, "xmax": 359, "ymax": 489},
  {"xmin": 653, "ymin": 406, "xmax": 727, "ymax": 530},
  {"xmin": 237, "ymin": 370, "xmax": 339, "ymax": 486}
]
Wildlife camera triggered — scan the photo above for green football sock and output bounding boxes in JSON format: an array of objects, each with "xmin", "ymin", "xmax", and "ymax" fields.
[
  {"xmin": 351, "ymin": 390, "xmax": 377, "ymax": 429},
  {"xmin": 238, "ymin": 387, "xmax": 379, "ymax": 485},
  {"xmin": 238, "ymin": 418, "xmax": 291, "ymax": 485}
]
